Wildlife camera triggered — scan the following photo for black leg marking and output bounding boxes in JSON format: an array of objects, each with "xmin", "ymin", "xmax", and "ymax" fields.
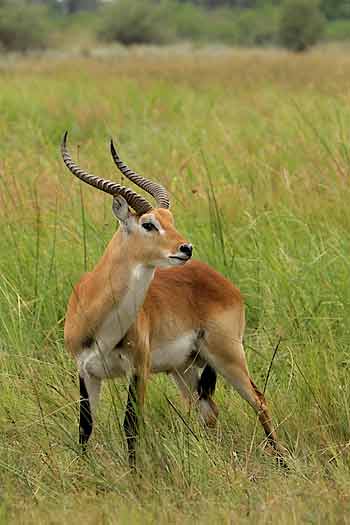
[
  {"xmin": 198, "ymin": 364, "xmax": 217, "ymax": 400},
  {"xmin": 82, "ymin": 335, "xmax": 94, "ymax": 349},
  {"xmin": 123, "ymin": 375, "xmax": 139, "ymax": 467},
  {"xmin": 79, "ymin": 376, "xmax": 93, "ymax": 449}
]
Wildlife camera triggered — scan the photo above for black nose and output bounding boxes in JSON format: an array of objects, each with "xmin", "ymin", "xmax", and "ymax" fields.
[{"xmin": 179, "ymin": 243, "xmax": 193, "ymax": 258}]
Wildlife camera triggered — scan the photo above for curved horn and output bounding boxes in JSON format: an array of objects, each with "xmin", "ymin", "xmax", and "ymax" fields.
[
  {"xmin": 110, "ymin": 139, "xmax": 170, "ymax": 209},
  {"xmin": 61, "ymin": 132, "xmax": 153, "ymax": 215}
]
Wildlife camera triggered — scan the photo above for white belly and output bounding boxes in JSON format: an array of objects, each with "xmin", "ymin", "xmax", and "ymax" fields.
[
  {"xmin": 151, "ymin": 331, "xmax": 197, "ymax": 373},
  {"xmin": 77, "ymin": 330, "xmax": 199, "ymax": 379}
]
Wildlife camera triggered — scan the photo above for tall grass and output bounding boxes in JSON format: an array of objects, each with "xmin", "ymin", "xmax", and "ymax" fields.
[{"xmin": 1, "ymin": 48, "xmax": 350, "ymax": 523}]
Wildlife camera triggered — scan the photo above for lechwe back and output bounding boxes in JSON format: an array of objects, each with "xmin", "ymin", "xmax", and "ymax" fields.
[{"xmin": 61, "ymin": 132, "xmax": 285, "ymax": 466}]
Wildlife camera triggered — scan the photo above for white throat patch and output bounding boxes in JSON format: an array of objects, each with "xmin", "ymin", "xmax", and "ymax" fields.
[{"xmin": 96, "ymin": 264, "xmax": 155, "ymax": 352}]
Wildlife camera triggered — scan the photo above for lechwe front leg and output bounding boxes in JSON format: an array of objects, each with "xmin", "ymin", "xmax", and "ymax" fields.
[
  {"xmin": 77, "ymin": 343, "xmax": 121, "ymax": 450},
  {"xmin": 79, "ymin": 372, "xmax": 102, "ymax": 449},
  {"xmin": 124, "ymin": 336, "xmax": 150, "ymax": 467},
  {"xmin": 123, "ymin": 374, "xmax": 141, "ymax": 467}
]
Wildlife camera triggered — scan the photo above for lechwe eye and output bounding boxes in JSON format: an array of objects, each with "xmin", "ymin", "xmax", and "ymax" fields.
[{"xmin": 142, "ymin": 222, "xmax": 158, "ymax": 232}]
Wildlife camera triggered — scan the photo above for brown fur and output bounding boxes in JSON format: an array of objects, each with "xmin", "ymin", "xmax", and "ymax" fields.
[
  {"xmin": 145, "ymin": 260, "xmax": 243, "ymax": 343},
  {"xmin": 65, "ymin": 206, "xmax": 284, "ymax": 459}
]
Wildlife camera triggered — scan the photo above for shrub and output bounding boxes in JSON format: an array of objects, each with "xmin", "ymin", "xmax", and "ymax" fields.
[
  {"xmin": 279, "ymin": 0, "xmax": 326, "ymax": 52},
  {"xmin": 173, "ymin": 4, "xmax": 239, "ymax": 44},
  {"xmin": 320, "ymin": 0, "xmax": 350, "ymax": 20},
  {"xmin": 0, "ymin": 4, "xmax": 51, "ymax": 52},
  {"xmin": 172, "ymin": 2, "xmax": 218, "ymax": 42},
  {"xmin": 98, "ymin": 0, "xmax": 175, "ymax": 46},
  {"xmin": 235, "ymin": 6, "xmax": 279, "ymax": 46}
]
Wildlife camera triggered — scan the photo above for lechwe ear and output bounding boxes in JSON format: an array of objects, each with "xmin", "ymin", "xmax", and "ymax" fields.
[{"xmin": 112, "ymin": 195, "xmax": 130, "ymax": 223}]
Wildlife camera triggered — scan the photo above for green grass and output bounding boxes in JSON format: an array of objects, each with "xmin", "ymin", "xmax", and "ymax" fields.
[{"xmin": 1, "ymin": 47, "xmax": 350, "ymax": 523}]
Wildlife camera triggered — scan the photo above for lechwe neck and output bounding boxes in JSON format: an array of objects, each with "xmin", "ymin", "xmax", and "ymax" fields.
[{"xmin": 91, "ymin": 227, "xmax": 155, "ymax": 350}]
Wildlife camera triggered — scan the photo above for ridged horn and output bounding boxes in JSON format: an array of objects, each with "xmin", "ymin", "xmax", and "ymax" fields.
[
  {"xmin": 61, "ymin": 132, "xmax": 153, "ymax": 215},
  {"xmin": 110, "ymin": 139, "xmax": 170, "ymax": 209}
]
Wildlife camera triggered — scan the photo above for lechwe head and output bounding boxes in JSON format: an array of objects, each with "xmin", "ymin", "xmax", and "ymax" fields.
[{"xmin": 61, "ymin": 131, "xmax": 193, "ymax": 269}]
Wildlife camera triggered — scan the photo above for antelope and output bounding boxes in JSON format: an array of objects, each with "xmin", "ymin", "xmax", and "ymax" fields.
[{"xmin": 61, "ymin": 132, "xmax": 283, "ymax": 466}]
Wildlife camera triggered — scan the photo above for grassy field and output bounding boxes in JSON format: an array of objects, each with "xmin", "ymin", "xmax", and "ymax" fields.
[{"xmin": 1, "ymin": 46, "xmax": 350, "ymax": 523}]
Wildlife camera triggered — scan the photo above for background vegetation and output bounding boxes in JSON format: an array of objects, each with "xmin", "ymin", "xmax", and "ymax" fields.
[
  {"xmin": 1, "ymin": 47, "xmax": 350, "ymax": 523},
  {"xmin": 279, "ymin": 0, "xmax": 326, "ymax": 52},
  {"xmin": 0, "ymin": 0, "xmax": 349, "ymax": 52}
]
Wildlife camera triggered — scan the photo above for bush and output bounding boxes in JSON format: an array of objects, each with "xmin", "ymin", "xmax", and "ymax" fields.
[
  {"xmin": 234, "ymin": 6, "xmax": 279, "ymax": 46},
  {"xmin": 98, "ymin": 0, "xmax": 175, "ymax": 46},
  {"xmin": 279, "ymin": 0, "xmax": 326, "ymax": 52},
  {"xmin": 0, "ymin": 4, "xmax": 51, "ymax": 52},
  {"xmin": 97, "ymin": 0, "xmax": 280, "ymax": 48},
  {"xmin": 172, "ymin": 2, "xmax": 219, "ymax": 42},
  {"xmin": 173, "ymin": 4, "xmax": 238, "ymax": 44},
  {"xmin": 320, "ymin": 0, "xmax": 350, "ymax": 21}
]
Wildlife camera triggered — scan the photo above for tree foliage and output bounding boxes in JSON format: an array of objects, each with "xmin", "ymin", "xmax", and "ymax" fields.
[
  {"xmin": 279, "ymin": 0, "xmax": 326, "ymax": 51},
  {"xmin": 98, "ymin": 0, "xmax": 175, "ymax": 45},
  {"xmin": 0, "ymin": 0, "xmax": 349, "ymax": 51},
  {"xmin": 0, "ymin": 3, "xmax": 50, "ymax": 51},
  {"xmin": 320, "ymin": 0, "xmax": 350, "ymax": 19}
]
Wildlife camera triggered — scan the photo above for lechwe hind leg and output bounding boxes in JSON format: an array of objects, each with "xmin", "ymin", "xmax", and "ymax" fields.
[
  {"xmin": 172, "ymin": 364, "xmax": 219, "ymax": 427},
  {"xmin": 204, "ymin": 335, "xmax": 283, "ymax": 456}
]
